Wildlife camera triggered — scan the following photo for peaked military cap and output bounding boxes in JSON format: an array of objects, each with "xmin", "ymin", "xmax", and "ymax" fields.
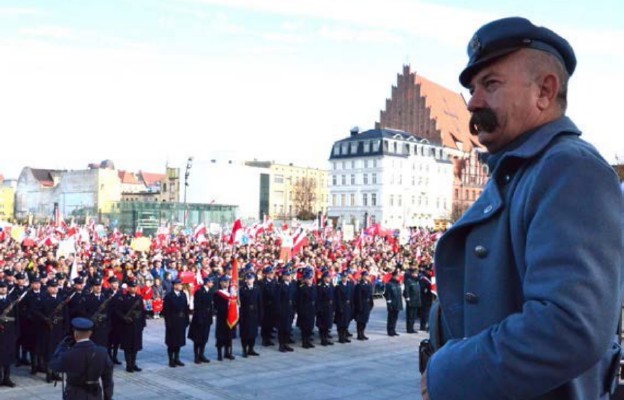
[
  {"xmin": 71, "ymin": 317, "xmax": 94, "ymax": 331},
  {"xmin": 459, "ymin": 17, "xmax": 576, "ymax": 87}
]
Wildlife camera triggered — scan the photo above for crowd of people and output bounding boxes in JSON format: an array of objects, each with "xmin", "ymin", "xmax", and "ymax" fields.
[{"xmin": 0, "ymin": 222, "xmax": 440, "ymax": 388}]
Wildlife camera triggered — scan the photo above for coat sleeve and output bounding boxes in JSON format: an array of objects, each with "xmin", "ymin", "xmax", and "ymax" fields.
[{"xmin": 427, "ymin": 148, "xmax": 624, "ymax": 399}]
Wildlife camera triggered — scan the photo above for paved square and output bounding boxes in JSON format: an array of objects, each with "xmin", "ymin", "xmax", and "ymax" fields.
[{"xmin": 1, "ymin": 298, "xmax": 425, "ymax": 399}]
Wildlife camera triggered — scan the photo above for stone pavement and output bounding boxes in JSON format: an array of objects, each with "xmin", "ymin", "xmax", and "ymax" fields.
[{"xmin": 1, "ymin": 298, "xmax": 426, "ymax": 400}]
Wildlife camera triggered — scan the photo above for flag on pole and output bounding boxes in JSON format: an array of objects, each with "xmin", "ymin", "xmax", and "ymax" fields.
[
  {"xmin": 69, "ymin": 256, "xmax": 79, "ymax": 282},
  {"xmin": 228, "ymin": 219, "xmax": 242, "ymax": 245},
  {"xmin": 227, "ymin": 258, "xmax": 239, "ymax": 329}
]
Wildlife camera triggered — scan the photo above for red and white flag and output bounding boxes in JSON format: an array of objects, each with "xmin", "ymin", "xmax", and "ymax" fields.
[
  {"xmin": 227, "ymin": 258, "xmax": 239, "ymax": 329},
  {"xmin": 228, "ymin": 219, "xmax": 243, "ymax": 244}
]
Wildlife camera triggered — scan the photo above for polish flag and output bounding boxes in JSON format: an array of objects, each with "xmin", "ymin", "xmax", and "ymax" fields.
[
  {"xmin": 193, "ymin": 223, "xmax": 207, "ymax": 239},
  {"xmin": 228, "ymin": 219, "xmax": 242, "ymax": 245},
  {"xmin": 292, "ymin": 227, "xmax": 308, "ymax": 254},
  {"xmin": 227, "ymin": 258, "xmax": 239, "ymax": 329},
  {"xmin": 430, "ymin": 269, "xmax": 437, "ymax": 297}
]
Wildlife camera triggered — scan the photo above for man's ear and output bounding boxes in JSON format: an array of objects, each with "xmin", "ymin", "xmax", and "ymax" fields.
[{"xmin": 536, "ymin": 73, "xmax": 558, "ymax": 111}]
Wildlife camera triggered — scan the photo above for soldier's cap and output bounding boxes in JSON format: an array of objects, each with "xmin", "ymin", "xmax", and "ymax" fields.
[
  {"xmin": 4, "ymin": 269, "xmax": 14, "ymax": 277},
  {"xmin": 303, "ymin": 271, "xmax": 314, "ymax": 280},
  {"xmin": 244, "ymin": 263, "xmax": 254, "ymax": 271},
  {"xmin": 71, "ymin": 317, "xmax": 94, "ymax": 332},
  {"xmin": 340, "ymin": 271, "xmax": 349, "ymax": 278},
  {"xmin": 31, "ymin": 276, "xmax": 41, "ymax": 283},
  {"xmin": 55, "ymin": 272, "xmax": 66, "ymax": 280},
  {"xmin": 73, "ymin": 277, "xmax": 84, "ymax": 285},
  {"xmin": 281, "ymin": 269, "xmax": 292, "ymax": 277},
  {"xmin": 203, "ymin": 276, "xmax": 215, "ymax": 285},
  {"xmin": 262, "ymin": 266, "xmax": 273, "ymax": 274},
  {"xmin": 127, "ymin": 280, "xmax": 138, "ymax": 287},
  {"xmin": 219, "ymin": 275, "xmax": 231, "ymax": 283},
  {"xmin": 108, "ymin": 276, "xmax": 119, "ymax": 284},
  {"xmin": 244, "ymin": 272, "xmax": 255, "ymax": 280},
  {"xmin": 15, "ymin": 272, "xmax": 26, "ymax": 280},
  {"xmin": 0, "ymin": 280, "xmax": 7, "ymax": 288},
  {"xmin": 47, "ymin": 279, "xmax": 59, "ymax": 287},
  {"xmin": 459, "ymin": 17, "xmax": 576, "ymax": 88},
  {"xmin": 173, "ymin": 278, "xmax": 182, "ymax": 285},
  {"xmin": 321, "ymin": 271, "xmax": 330, "ymax": 279},
  {"xmin": 91, "ymin": 278, "xmax": 102, "ymax": 286}
]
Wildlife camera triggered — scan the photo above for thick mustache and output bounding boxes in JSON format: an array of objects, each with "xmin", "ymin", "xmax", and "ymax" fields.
[{"xmin": 469, "ymin": 108, "xmax": 498, "ymax": 135}]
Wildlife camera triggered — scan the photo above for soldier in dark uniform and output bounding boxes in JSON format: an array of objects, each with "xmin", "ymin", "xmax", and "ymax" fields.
[
  {"xmin": 418, "ymin": 268, "xmax": 434, "ymax": 331},
  {"xmin": 13, "ymin": 272, "xmax": 29, "ymax": 367},
  {"xmin": 276, "ymin": 270, "xmax": 296, "ymax": 352},
  {"xmin": 35, "ymin": 279, "xmax": 70, "ymax": 382},
  {"xmin": 163, "ymin": 278, "xmax": 190, "ymax": 367},
  {"xmin": 105, "ymin": 277, "xmax": 123, "ymax": 365},
  {"xmin": 334, "ymin": 271, "xmax": 353, "ymax": 343},
  {"xmin": 22, "ymin": 276, "xmax": 44, "ymax": 374},
  {"xmin": 214, "ymin": 276, "xmax": 236, "ymax": 361},
  {"xmin": 384, "ymin": 269, "xmax": 403, "ymax": 336},
  {"xmin": 115, "ymin": 280, "xmax": 146, "ymax": 373},
  {"xmin": 296, "ymin": 270, "xmax": 317, "ymax": 349},
  {"xmin": 82, "ymin": 278, "xmax": 112, "ymax": 347},
  {"xmin": 0, "ymin": 281, "xmax": 18, "ymax": 387},
  {"xmin": 259, "ymin": 266, "xmax": 278, "ymax": 347},
  {"xmin": 316, "ymin": 270, "xmax": 335, "ymax": 346},
  {"xmin": 68, "ymin": 277, "xmax": 86, "ymax": 321},
  {"xmin": 49, "ymin": 317, "xmax": 114, "ymax": 400},
  {"xmin": 239, "ymin": 273, "xmax": 262, "ymax": 357},
  {"xmin": 354, "ymin": 270, "xmax": 374, "ymax": 340},
  {"xmin": 403, "ymin": 268, "xmax": 421, "ymax": 333},
  {"xmin": 188, "ymin": 276, "xmax": 214, "ymax": 364}
]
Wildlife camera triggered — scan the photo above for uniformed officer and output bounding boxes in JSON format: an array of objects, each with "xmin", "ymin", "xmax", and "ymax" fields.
[
  {"xmin": 49, "ymin": 317, "xmax": 114, "ymax": 400},
  {"xmin": 67, "ymin": 277, "xmax": 86, "ymax": 321},
  {"xmin": 188, "ymin": 276, "xmax": 214, "ymax": 364},
  {"xmin": 384, "ymin": 269, "xmax": 403, "ymax": 336},
  {"xmin": 82, "ymin": 278, "xmax": 111, "ymax": 347},
  {"xmin": 105, "ymin": 277, "xmax": 123, "ymax": 365},
  {"xmin": 316, "ymin": 270, "xmax": 335, "ymax": 346},
  {"xmin": 13, "ymin": 272, "xmax": 29, "ymax": 368},
  {"xmin": 418, "ymin": 268, "xmax": 434, "ymax": 331},
  {"xmin": 0, "ymin": 281, "xmax": 18, "ymax": 387},
  {"xmin": 276, "ymin": 270, "xmax": 296, "ymax": 352},
  {"xmin": 334, "ymin": 271, "xmax": 353, "ymax": 343},
  {"xmin": 163, "ymin": 278, "xmax": 190, "ymax": 367},
  {"xmin": 354, "ymin": 270, "xmax": 374, "ymax": 340},
  {"xmin": 22, "ymin": 276, "xmax": 44, "ymax": 375},
  {"xmin": 214, "ymin": 276, "xmax": 236, "ymax": 361},
  {"xmin": 259, "ymin": 266, "xmax": 278, "ymax": 347},
  {"xmin": 115, "ymin": 280, "xmax": 146, "ymax": 373},
  {"xmin": 239, "ymin": 273, "xmax": 262, "ymax": 357},
  {"xmin": 403, "ymin": 268, "xmax": 421, "ymax": 333},
  {"xmin": 35, "ymin": 279, "xmax": 69, "ymax": 382},
  {"xmin": 296, "ymin": 270, "xmax": 317, "ymax": 349}
]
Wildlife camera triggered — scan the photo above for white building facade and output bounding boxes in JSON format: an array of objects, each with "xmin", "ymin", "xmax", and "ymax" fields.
[{"xmin": 327, "ymin": 128, "xmax": 454, "ymax": 230}]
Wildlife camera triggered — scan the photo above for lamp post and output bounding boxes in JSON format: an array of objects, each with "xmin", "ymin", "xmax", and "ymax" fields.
[{"xmin": 183, "ymin": 156, "xmax": 193, "ymax": 226}]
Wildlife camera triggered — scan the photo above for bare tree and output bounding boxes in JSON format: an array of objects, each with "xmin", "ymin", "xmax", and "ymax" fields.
[
  {"xmin": 450, "ymin": 202, "xmax": 469, "ymax": 223},
  {"xmin": 291, "ymin": 177, "xmax": 317, "ymax": 220}
]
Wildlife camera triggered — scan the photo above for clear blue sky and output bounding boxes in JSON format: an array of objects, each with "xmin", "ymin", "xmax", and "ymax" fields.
[{"xmin": 0, "ymin": 0, "xmax": 622, "ymax": 179}]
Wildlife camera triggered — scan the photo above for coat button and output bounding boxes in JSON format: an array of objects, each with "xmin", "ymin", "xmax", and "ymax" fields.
[
  {"xmin": 474, "ymin": 245, "xmax": 488, "ymax": 258},
  {"xmin": 483, "ymin": 205, "xmax": 493, "ymax": 214},
  {"xmin": 465, "ymin": 292, "xmax": 479, "ymax": 304},
  {"xmin": 504, "ymin": 174, "xmax": 511, "ymax": 183}
]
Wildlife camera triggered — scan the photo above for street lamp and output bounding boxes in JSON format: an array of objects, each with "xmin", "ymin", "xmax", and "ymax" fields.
[{"xmin": 183, "ymin": 156, "xmax": 193, "ymax": 226}]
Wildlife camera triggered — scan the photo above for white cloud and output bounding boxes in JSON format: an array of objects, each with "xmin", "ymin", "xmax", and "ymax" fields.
[{"xmin": 20, "ymin": 25, "xmax": 74, "ymax": 40}]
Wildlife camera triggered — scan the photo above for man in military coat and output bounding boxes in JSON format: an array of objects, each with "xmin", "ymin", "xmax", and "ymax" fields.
[
  {"xmin": 239, "ymin": 273, "xmax": 262, "ymax": 357},
  {"xmin": 354, "ymin": 270, "xmax": 374, "ymax": 340},
  {"xmin": 316, "ymin": 270, "xmax": 335, "ymax": 346},
  {"xmin": 115, "ymin": 280, "xmax": 146, "ymax": 373},
  {"xmin": 276, "ymin": 270, "xmax": 296, "ymax": 352},
  {"xmin": 163, "ymin": 278, "xmax": 190, "ymax": 367},
  {"xmin": 188, "ymin": 276, "xmax": 214, "ymax": 364},
  {"xmin": 334, "ymin": 271, "xmax": 353, "ymax": 343},
  {"xmin": 82, "ymin": 277, "xmax": 112, "ymax": 347},
  {"xmin": 259, "ymin": 266, "xmax": 278, "ymax": 347},
  {"xmin": 0, "ymin": 281, "xmax": 19, "ymax": 387},
  {"xmin": 383, "ymin": 269, "xmax": 403, "ymax": 337},
  {"xmin": 403, "ymin": 268, "xmax": 421, "ymax": 334}
]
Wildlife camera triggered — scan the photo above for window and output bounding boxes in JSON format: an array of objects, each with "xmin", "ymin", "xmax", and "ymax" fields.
[
  {"xmin": 436, "ymin": 198, "xmax": 440, "ymax": 208},
  {"xmin": 393, "ymin": 142, "xmax": 398, "ymax": 153},
  {"xmin": 412, "ymin": 195, "xmax": 415, "ymax": 205},
  {"xmin": 341, "ymin": 144, "xmax": 348, "ymax": 155},
  {"xmin": 390, "ymin": 195, "xmax": 394, "ymax": 207},
  {"xmin": 398, "ymin": 195, "xmax": 402, "ymax": 207},
  {"xmin": 274, "ymin": 174, "xmax": 284, "ymax": 184},
  {"xmin": 350, "ymin": 193, "xmax": 355, "ymax": 206},
  {"xmin": 372, "ymin": 140, "xmax": 381, "ymax": 152},
  {"xmin": 351, "ymin": 160, "xmax": 356, "ymax": 169},
  {"xmin": 363, "ymin": 141, "xmax": 370, "ymax": 153},
  {"xmin": 332, "ymin": 195, "xmax": 337, "ymax": 207},
  {"xmin": 472, "ymin": 190, "xmax": 476, "ymax": 200},
  {"xmin": 350, "ymin": 142, "xmax": 358, "ymax": 154},
  {"xmin": 399, "ymin": 175, "xmax": 403, "ymax": 184},
  {"xmin": 341, "ymin": 161, "xmax": 345, "ymax": 170},
  {"xmin": 373, "ymin": 159, "xmax": 377, "ymax": 168},
  {"xmin": 455, "ymin": 189, "xmax": 459, "ymax": 198},
  {"xmin": 363, "ymin": 173, "xmax": 368, "ymax": 185},
  {"xmin": 163, "ymin": 183, "xmax": 167, "ymax": 193},
  {"xmin": 341, "ymin": 175, "xmax": 346, "ymax": 185},
  {"xmin": 333, "ymin": 145, "xmax": 340, "ymax": 155},
  {"xmin": 411, "ymin": 176, "xmax": 415, "ymax": 185},
  {"xmin": 362, "ymin": 193, "xmax": 368, "ymax": 206},
  {"xmin": 350, "ymin": 174, "xmax": 355, "ymax": 185},
  {"xmin": 332, "ymin": 162, "xmax": 336, "ymax": 170},
  {"xmin": 364, "ymin": 159, "xmax": 369, "ymax": 168},
  {"xmin": 390, "ymin": 174, "xmax": 394, "ymax": 184},
  {"xmin": 465, "ymin": 189, "xmax": 469, "ymax": 199},
  {"xmin": 371, "ymin": 193, "xmax": 377, "ymax": 206},
  {"xmin": 341, "ymin": 194, "xmax": 346, "ymax": 207},
  {"xmin": 332, "ymin": 175, "xmax": 337, "ymax": 186},
  {"xmin": 372, "ymin": 173, "xmax": 377, "ymax": 184}
]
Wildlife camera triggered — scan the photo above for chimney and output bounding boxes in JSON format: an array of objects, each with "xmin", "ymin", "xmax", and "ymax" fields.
[{"xmin": 350, "ymin": 126, "xmax": 359, "ymax": 137}]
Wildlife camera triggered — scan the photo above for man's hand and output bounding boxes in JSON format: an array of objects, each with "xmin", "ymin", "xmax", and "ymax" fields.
[{"xmin": 421, "ymin": 370, "xmax": 430, "ymax": 400}]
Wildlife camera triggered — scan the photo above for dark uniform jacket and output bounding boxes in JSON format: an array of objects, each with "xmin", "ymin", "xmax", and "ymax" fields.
[
  {"xmin": 35, "ymin": 293, "xmax": 70, "ymax": 359},
  {"xmin": 403, "ymin": 277, "xmax": 421, "ymax": 308},
  {"xmin": 383, "ymin": 278, "xmax": 403, "ymax": 312},
  {"xmin": 115, "ymin": 294, "xmax": 146, "ymax": 353},
  {"xmin": 334, "ymin": 281, "xmax": 353, "ymax": 328},
  {"xmin": 354, "ymin": 280, "xmax": 374, "ymax": 324},
  {"xmin": 0, "ymin": 292, "xmax": 19, "ymax": 365},
  {"xmin": 82, "ymin": 292, "xmax": 112, "ymax": 347},
  {"xmin": 316, "ymin": 282, "xmax": 335, "ymax": 330},
  {"xmin": 20, "ymin": 289, "xmax": 43, "ymax": 350},
  {"xmin": 259, "ymin": 279, "xmax": 278, "ymax": 326},
  {"xmin": 239, "ymin": 284, "xmax": 262, "ymax": 340},
  {"xmin": 296, "ymin": 283, "xmax": 317, "ymax": 332},
  {"xmin": 275, "ymin": 281, "xmax": 296, "ymax": 331},
  {"xmin": 188, "ymin": 286, "xmax": 213, "ymax": 344},
  {"xmin": 49, "ymin": 339, "xmax": 114, "ymax": 400},
  {"xmin": 163, "ymin": 291, "xmax": 190, "ymax": 348}
]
